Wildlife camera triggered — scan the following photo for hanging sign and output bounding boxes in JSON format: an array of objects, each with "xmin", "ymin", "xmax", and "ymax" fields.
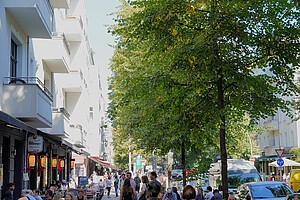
[{"xmin": 28, "ymin": 136, "xmax": 43, "ymax": 153}]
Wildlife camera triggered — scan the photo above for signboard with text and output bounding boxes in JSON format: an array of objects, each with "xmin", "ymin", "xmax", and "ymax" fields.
[{"xmin": 28, "ymin": 136, "xmax": 43, "ymax": 153}]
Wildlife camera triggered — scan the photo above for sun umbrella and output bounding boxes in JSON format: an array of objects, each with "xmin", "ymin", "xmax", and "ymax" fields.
[{"xmin": 268, "ymin": 158, "xmax": 300, "ymax": 167}]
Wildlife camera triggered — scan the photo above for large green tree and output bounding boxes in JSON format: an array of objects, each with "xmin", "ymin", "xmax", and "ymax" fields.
[{"xmin": 109, "ymin": 0, "xmax": 300, "ymax": 197}]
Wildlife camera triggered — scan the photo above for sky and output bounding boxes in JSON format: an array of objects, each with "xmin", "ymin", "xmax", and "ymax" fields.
[{"xmin": 87, "ymin": 0, "xmax": 121, "ymax": 105}]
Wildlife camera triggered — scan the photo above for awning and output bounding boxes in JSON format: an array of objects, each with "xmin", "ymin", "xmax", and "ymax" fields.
[
  {"xmin": 0, "ymin": 111, "xmax": 36, "ymax": 134},
  {"xmin": 89, "ymin": 156, "xmax": 117, "ymax": 169},
  {"xmin": 257, "ymin": 154, "xmax": 295, "ymax": 162}
]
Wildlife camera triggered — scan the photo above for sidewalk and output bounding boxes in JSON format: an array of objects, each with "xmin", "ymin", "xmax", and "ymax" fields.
[{"xmin": 101, "ymin": 189, "xmax": 119, "ymax": 200}]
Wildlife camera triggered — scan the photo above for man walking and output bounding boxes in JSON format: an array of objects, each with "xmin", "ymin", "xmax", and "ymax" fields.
[
  {"xmin": 150, "ymin": 171, "xmax": 162, "ymax": 189},
  {"xmin": 134, "ymin": 173, "xmax": 141, "ymax": 193}
]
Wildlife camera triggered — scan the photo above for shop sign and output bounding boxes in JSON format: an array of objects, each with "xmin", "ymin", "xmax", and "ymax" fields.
[{"xmin": 28, "ymin": 136, "xmax": 43, "ymax": 153}]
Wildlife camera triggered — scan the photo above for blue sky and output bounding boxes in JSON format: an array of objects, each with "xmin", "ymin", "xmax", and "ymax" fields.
[{"xmin": 87, "ymin": 0, "xmax": 121, "ymax": 103}]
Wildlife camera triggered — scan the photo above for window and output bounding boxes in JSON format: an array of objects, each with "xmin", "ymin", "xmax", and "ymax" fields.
[{"xmin": 10, "ymin": 39, "xmax": 18, "ymax": 77}]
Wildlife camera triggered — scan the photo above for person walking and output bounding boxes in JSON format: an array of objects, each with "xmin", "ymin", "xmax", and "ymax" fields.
[
  {"xmin": 204, "ymin": 186, "xmax": 213, "ymax": 200},
  {"xmin": 172, "ymin": 187, "xmax": 181, "ymax": 200},
  {"xmin": 119, "ymin": 174, "xmax": 126, "ymax": 189},
  {"xmin": 3, "ymin": 183, "xmax": 15, "ymax": 200},
  {"xmin": 76, "ymin": 190, "xmax": 87, "ymax": 200},
  {"xmin": 182, "ymin": 185, "xmax": 196, "ymax": 200},
  {"xmin": 211, "ymin": 189, "xmax": 222, "ymax": 200},
  {"xmin": 195, "ymin": 187, "xmax": 204, "ymax": 200},
  {"xmin": 120, "ymin": 179, "xmax": 136, "ymax": 200},
  {"xmin": 126, "ymin": 172, "xmax": 137, "ymax": 191},
  {"xmin": 106, "ymin": 176, "xmax": 112, "ymax": 198},
  {"xmin": 149, "ymin": 172, "xmax": 162, "ymax": 189},
  {"xmin": 114, "ymin": 174, "xmax": 119, "ymax": 197},
  {"xmin": 139, "ymin": 175, "xmax": 149, "ymax": 200},
  {"xmin": 134, "ymin": 173, "xmax": 141, "ymax": 193},
  {"xmin": 162, "ymin": 188, "xmax": 178, "ymax": 200}
]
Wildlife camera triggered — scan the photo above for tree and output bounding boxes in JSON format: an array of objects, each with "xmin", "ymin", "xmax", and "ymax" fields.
[{"xmin": 109, "ymin": 0, "xmax": 300, "ymax": 197}]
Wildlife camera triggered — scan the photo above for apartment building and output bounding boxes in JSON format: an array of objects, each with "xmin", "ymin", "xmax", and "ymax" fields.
[
  {"xmin": 257, "ymin": 109, "xmax": 299, "ymax": 176},
  {"xmin": 0, "ymin": 0, "xmax": 106, "ymax": 196}
]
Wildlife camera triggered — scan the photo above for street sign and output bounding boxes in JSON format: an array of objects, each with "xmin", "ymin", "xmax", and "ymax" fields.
[
  {"xmin": 275, "ymin": 149, "xmax": 285, "ymax": 158},
  {"xmin": 278, "ymin": 166, "xmax": 284, "ymax": 171},
  {"xmin": 277, "ymin": 158, "xmax": 284, "ymax": 166}
]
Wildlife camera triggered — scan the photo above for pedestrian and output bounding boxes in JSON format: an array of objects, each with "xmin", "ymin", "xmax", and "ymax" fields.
[
  {"xmin": 106, "ymin": 176, "xmax": 112, "ymax": 198},
  {"xmin": 149, "ymin": 172, "xmax": 162, "ymax": 190},
  {"xmin": 227, "ymin": 194, "xmax": 236, "ymax": 200},
  {"xmin": 98, "ymin": 179, "xmax": 105, "ymax": 200},
  {"xmin": 19, "ymin": 189, "xmax": 35, "ymax": 200},
  {"xmin": 119, "ymin": 174, "xmax": 126, "ymax": 189},
  {"xmin": 65, "ymin": 192, "xmax": 76, "ymax": 200},
  {"xmin": 146, "ymin": 180, "xmax": 162, "ymax": 200},
  {"xmin": 33, "ymin": 189, "xmax": 43, "ymax": 200},
  {"xmin": 76, "ymin": 190, "xmax": 87, "ymax": 200},
  {"xmin": 182, "ymin": 185, "xmax": 196, "ymax": 200},
  {"xmin": 172, "ymin": 187, "xmax": 181, "ymax": 200},
  {"xmin": 204, "ymin": 186, "xmax": 213, "ymax": 200},
  {"xmin": 139, "ymin": 175, "xmax": 149, "ymax": 200},
  {"xmin": 195, "ymin": 187, "xmax": 204, "ymax": 200},
  {"xmin": 134, "ymin": 173, "xmax": 141, "ymax": 193},
  {"xmin": 162, "ymin": 188, "xmax": 178, "ymax": 200},
  {"xmin": 45, "ymin": 189, "xmax": 53, "ymax": 200},
  {"xmin": 211, "ymin": 190, "xmax": 222, "ymax": 200},
  {"xmin": 126, "ymin": 172, "xmax": 137, "ymax": 191},
  {"xmin": 3, "ymin": 183, "xmax": 15, "ymax": 200},
  {"xmin": 120, "ymin": 179, "xmax": 136, "ymax": 200},
  {"xmin": 114, "ymin": 174, "xmax": 119, "ymax": 197}
]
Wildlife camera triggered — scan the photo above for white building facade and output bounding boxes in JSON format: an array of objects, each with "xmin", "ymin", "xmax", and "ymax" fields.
[
  {"xmin": 257, "ymin": 109, "xmax": 299, "ymax": 176},
  {"xmin": 0, "ymin": 0, "xmax": 107, "ymax": 195}
]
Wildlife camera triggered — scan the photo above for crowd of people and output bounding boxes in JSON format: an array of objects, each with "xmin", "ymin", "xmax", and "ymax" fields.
[{"xmin": 2, "ymin": 171, "xmax": 228, "ymax": 200}]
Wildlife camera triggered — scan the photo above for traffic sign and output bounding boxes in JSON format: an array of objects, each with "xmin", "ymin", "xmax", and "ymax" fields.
[
  {"xmin": 275, "ymin": 149, "xmax": 285, "ymax": 158},
  {"xmin": 277, "ymin": 158, "xmax": 284, "ymax": 166}
]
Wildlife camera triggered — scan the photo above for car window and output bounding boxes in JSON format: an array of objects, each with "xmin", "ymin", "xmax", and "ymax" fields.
[
  {"xmin": 228, "ymin": 173, "xmax": 261, "ymax": 188},
  {"xmin": 250, "ymin": 184, "xmax": 293, "ymax": 198}
]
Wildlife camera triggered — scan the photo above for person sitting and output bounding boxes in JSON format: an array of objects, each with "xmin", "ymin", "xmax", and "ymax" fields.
[{"xmin": 76, "ymin": 190, "xmax": 87, "ymax": 200}]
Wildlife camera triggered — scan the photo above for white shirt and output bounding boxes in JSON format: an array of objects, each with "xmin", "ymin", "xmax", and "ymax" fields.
[{"xmin": 205, "ymin": 192, "xmax": 213, "ymax": 200}]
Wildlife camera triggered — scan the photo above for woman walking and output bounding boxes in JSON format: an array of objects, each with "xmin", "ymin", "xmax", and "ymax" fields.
[{"xmin": 120, "ymin": 179, "xmax": 136, "ymax": 200}]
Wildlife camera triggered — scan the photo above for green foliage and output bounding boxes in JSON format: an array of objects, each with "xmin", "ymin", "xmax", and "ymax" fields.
[
  {"xmin": 108, "ymin": 0, "xmax": 300, "ymax": 190},
  {"xmin": 290, "ymin": 148, "xmax": 300, "ymax": 163}
]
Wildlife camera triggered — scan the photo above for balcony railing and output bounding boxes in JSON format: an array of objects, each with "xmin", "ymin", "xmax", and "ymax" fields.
[
  {"xmin": 52, "ymin": 107, "xmax": 70, "ymax": 119},
  {"xmin": 3, "ymin": 77, "xmax": 53, "ymax": 100},
  {"xmin": 52, "ymin": 32, "xmax": 71, "ymax": 55}
]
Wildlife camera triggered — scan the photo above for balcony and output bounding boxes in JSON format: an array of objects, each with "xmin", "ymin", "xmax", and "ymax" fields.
[
  {"xmin": 4, "ymin": 0, "xmax": 54, "ymax": 38},
  {"xmin": 50, "ymin": 0, "xmax": 70, "ymax": 9},
  {"xmin": 2, "ymin": 77, "xmax": 52, "ymax": 128},
  {"xmin": 39, "ymin": 107, "xmax": 70, "ymax": 137},
  {"xmin": 62, "ymin": 70, "xmax": 83, "ymax": 92},
  {"xmin": 263, "ymin": 119, "xmax": 278, "ymax": 131},
  {"xmin": 69, "ymin": 124, "xmax": 86, "ymax": 148},
  {"xmin": 33, "ymin": 33, "xmax": 70, "ymax": 73},
  {"xmin": 61, "ymin": 16, "xmax": 83, "ymax": 41}
]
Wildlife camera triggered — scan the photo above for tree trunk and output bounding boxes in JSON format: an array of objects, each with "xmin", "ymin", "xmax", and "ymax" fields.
[
  {"xmin": 217, "ymin": 76, "xmax": 228, "ymax": 199},
  {"xmin": 182, "ymin": 140, "xmax": 186, "ymax": 186}
]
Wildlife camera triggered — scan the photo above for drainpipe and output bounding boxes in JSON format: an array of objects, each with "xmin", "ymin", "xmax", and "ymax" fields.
[
  {"xmin": 23, "ymin": 130, "xmax": 28, "ymax": 189},
  {"xmin": 26, "ymin": 36, "xmax": 29, "ymax": 82}
]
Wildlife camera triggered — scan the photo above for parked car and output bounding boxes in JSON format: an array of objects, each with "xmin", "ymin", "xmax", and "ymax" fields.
[
  {"xmin": 172, "ymin": 169, "xmax": 183, "ymax": 179},
  {"xmin": 236, "ymin": 181, "xmax": 293, "ymax": 200},
  {"xmin": 285, "ymin": 193, "xmax": 300, "ymax": 200},
  {"xmin": 289, "ymin": 169, "xmax": 300, "ymax": 192}
]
